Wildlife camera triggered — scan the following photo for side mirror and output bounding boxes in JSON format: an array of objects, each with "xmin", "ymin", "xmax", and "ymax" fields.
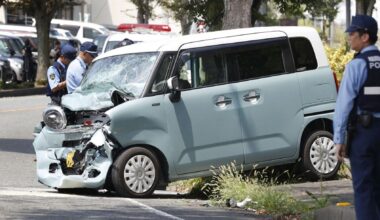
[
  {"xmin": 167, "ymin": 76, "xmax": 181, "ymax": 102},
  {"xmin": 9, "ymin": 48, "xmax": 15, "ymax": 56},
  {"xmin": 167, "ymin": 76, "xmax": 179, "ymax": 91}
]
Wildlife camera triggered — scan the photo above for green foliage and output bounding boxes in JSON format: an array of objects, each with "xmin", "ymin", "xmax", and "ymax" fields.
[
  {"xmin": 0, "ymin": 81, "xmax": 34, "ymax": 90},
  {"xmin": 308, "ymin": 0, "xmax": 341, "ymax": 22},
  {"xmin": 324, "ymin": 44, "xmax": 354, "ymax": 83},
  {"xmin": 159, "ymin": 0, "xmax": 224, "ymax": 31}
]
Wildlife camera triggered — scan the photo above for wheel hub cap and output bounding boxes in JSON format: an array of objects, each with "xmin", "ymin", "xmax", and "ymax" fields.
[
  {"xmin": 124, "ymin": 155, "xmax": 156, "ymax": 193},
  {"xmin": 309, "ymin": 136, "xmax": 338, "ymax": 174}
]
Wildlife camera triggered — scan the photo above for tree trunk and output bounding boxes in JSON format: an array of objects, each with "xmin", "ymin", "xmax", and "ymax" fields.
[
  {"xmin": 179, "ymin": 0, "xmax": 192, "ymax": 35},
  {"xmin": 356, "ymin": 0, "xmax": 376, "ymax": 15},
  {"xmin": 222, "ymin": 0, "xmax": 253, "ymax": 30},
  {"xmin": 251, "ymin": 0, "xmax": 263, "ymax": 26},
  {"xmin": 34, "ymin": 5, "xmax": 52, "ymax": 83},
  {"xmin": 137, "ymin": 7, "xmax": 146, "ymax": 23},
  {"xmin": 135, "ymin": 0, "xmax": 150, "ymax": 24},
  {"xmin": 180, "ymin": 16, "xmax": 192, "ymax": 35}
]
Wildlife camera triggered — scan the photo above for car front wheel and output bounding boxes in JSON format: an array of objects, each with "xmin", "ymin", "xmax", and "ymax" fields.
[
  {"xmin": 302, "ymin": 130, "xmax": 341, "ymax": 180},
  {"xmin": 111, "ymin": 147, "xmax": 160, "ymax": 197}
]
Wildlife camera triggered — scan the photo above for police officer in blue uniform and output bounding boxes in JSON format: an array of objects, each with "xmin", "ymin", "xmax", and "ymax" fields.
[
  {"xmin": 334, "ymin": 15, "xmax": 380, "ymax": 220},
  {"xmin": 46, "ymin": 44, "xmax": 77, "ymax": 105}
]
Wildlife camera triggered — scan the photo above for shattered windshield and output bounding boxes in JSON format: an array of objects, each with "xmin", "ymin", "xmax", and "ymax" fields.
[{"xmin": 77, "ymin": 52, "xmax": 159, "ymax": 97}]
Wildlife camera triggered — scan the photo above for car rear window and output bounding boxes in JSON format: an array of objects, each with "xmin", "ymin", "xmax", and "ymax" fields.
[
  {"xmin": 230, "ymin": 45, "xmax": 285, "ymax": 80},
  {"xmin": 290, "ymin": 37, "xmax": 318, "ymax": 71}
]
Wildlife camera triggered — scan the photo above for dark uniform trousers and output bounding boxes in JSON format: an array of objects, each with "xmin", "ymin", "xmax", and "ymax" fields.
[{"xmin": 350, "ymin": 117, "xmax": 380, "ymax": 220}]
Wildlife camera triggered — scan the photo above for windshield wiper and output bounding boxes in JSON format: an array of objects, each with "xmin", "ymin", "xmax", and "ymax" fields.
[{"xmin": 107, "ymin": 82, "xmax": 135, "ymax": 98}]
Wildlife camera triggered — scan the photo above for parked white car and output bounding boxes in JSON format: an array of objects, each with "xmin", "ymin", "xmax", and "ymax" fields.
[
  {"xmin": 102, "ymin": 32, "xmax": 171, "ymax": 54},
  {"xmin": 51, "ymin": 19, "xmax": 110, "ymax": 43}
]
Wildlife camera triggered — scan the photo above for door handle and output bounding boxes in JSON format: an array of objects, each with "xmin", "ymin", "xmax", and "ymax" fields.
[
  {"xmin": 243, "ymin": 91, "xmax": 260, "ymax": 103},
  {"xmin": 215, "ymin": 96, "xmax": 232, "ymax": 107}
]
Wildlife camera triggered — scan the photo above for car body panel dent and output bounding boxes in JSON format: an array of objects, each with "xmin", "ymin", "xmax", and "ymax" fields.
[{"xmin": 34, "ymin": 128, "xmax": 113, "ymax": 189}]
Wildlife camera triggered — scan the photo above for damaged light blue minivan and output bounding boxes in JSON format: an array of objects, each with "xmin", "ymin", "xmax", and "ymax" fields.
[{"xmin": 33, "ymin": 26, "xmax": 340, "ymax": 197}]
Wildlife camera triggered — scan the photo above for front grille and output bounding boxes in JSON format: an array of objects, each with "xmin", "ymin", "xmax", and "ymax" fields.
[{"xmin": 62, "ymin": 140, "xmax": 81, "ymax": 148}]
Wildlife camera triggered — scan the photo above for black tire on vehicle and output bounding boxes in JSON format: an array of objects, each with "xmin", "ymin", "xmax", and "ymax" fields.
[
  {"xmin": 11, "ymin": 71, "xmax": 17, "ymax": 83},
  {"xmin": 111, "ymin": 147, "xmax": 160, "ymax": 197},
  {"xmin": 302, "ymin": 130, "xmax": 341, "ymax": 180}
]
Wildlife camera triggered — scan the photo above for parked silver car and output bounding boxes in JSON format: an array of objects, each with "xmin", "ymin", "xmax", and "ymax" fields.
[{"xmin": 0, "ymin": 35, "xmax": 24, "ymax": 82}]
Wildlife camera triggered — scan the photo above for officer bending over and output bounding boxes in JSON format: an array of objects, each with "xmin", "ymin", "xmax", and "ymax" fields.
[
  {"xmin": 46, "ymin": 44, "xmax": 77, "ymax": 105},
  {"xmin": 334, "ymin": 15, "xmax": 380, "ymax": 220}
]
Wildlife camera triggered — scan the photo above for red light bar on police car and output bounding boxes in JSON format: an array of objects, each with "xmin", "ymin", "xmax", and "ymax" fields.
[{"xmin": 117, "ymin": 23, "xmax": 171, "ymax": 32}]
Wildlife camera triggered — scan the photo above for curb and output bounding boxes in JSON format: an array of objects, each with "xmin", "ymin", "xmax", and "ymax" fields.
[
  {"xmin": 0, "ymin": 87, "xmax": 45, "ymax": 98},
  {"xmin": 314, "ymin": 205, "xmax": 355, "ymax": 220}
]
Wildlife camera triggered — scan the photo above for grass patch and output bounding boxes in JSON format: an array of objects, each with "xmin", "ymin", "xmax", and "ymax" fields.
[
  {"xmin": 202, "ymin": 162, "xmax": 329, "ymax": 219},
  {"xmin": 0, "ymin": 81, "xmax": 35, "ymax": 90},
  {"xmin": 168, "ymin": 177, "xmax": 211, "ymax": 198},
  {"xmin": 35, "ymin": 79, "xmax": 47, "ymax": 86}
]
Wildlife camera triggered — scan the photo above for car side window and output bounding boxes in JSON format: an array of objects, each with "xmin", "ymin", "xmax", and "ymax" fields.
[
  {"xmin": 227, "ymin": 43, "xmax": 285, "ymax": 81},
  {"xmin": 175, "ymin": 50, "xmax": 227, "ymax": 90},
  {"xmin": 290, "ymin": 37, "xmax": 318, "ymax": 71},
  {"xmin": 60, "ymin": 25, "xmax": 80, "ymax": 36},
  {"xmin": 150, "ymin": 54, "xmax": 174, "ymax": 94},
  {"xmin": 84, "ymin": 27, "xmax": 101, "ymax": 39}
]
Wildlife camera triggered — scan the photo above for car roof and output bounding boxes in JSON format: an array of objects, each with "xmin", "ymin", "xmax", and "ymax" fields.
[
  {"xmin": 106, "ymin": 32, "xmax": 170, "ymax": 42},
  {"xmin": 99, "ymin": 26, "xmax": 314, "ymax": 55},
  {"xmin": 51, "ymin": 19, "xmax": 109, "ymax": 30},
  {"xmin": 0, "ymin": 24, "xmax": 36, "ymax": 34},
  {"xmin": 97, "ymin": 26, "xmax": 328, "ymax": 67}
]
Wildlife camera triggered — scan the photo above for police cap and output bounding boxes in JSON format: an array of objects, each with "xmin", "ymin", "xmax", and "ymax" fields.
[
  {"xmin": 80, "ymin": 41, "xmax": 98, "ymax": 58},
  {"xmin": 61, "ymin": 44, "xmax": 77, "ymax": 61},
  {"xmin": 346, "ymin": 15, "xmax": 378, "ymax": 38}
]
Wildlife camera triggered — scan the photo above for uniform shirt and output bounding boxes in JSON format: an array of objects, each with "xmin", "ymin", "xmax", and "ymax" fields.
[
  {"xmin": 333, "ymin": 45, "xmax": 380, "ymax": 144},
  {"xmin": 66, "ymin": 57, "xmax": 87, "ymax": 93},
  {"xmin": 47, "ymin": 59, "xmax": 65, "ymax": 90}
]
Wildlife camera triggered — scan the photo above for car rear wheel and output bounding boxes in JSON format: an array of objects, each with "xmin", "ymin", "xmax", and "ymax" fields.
[
  {"xmin": 302, "ymin": 130, "xmax": 340, "ymax": 180},
  {"xmin": 11, "ymin": 71, "xmax": 17, "ymax": 83},
  {"xmin": 111, "ymin": 147, "xmax": 160, "ymax": 197}
]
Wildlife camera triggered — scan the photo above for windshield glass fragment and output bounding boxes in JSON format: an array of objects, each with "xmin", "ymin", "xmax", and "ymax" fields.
[{"xmin": 77, "ymin": 52, "xmax": 159, "ymax": 97}]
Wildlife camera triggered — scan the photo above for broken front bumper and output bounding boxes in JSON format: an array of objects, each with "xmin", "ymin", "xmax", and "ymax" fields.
[{"xmin": 33, "ymin": 126, "xmax": 113, "ymax": 189}]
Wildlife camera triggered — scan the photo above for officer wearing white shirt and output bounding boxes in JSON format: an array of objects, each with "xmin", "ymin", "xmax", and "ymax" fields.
[{"xmin": 66, "ymin": 42, "xmax": 98, "ymax": 93}]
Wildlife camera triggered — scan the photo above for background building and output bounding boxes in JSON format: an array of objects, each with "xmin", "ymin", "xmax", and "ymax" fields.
[{"xmin": 0, "ymin": 0, "xmax": 180, "ymax": 33}]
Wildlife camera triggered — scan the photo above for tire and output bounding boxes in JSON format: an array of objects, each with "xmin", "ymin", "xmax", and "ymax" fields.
[
  {"xmin": 11, "ymin": 71, "xmax": 17, "ymax": 83},
  {"xmin": 302, "ymin": 130, "xmax": 341, "ymax": 180},
  {"xmin": 111, "ymin": 147, "xmax": 160, "ymax": 197}
]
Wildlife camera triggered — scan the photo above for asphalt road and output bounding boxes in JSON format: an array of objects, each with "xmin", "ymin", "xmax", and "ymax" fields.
[{"xmin": 0, "ymin": 95, "xmax": 266, "ymax": 220}]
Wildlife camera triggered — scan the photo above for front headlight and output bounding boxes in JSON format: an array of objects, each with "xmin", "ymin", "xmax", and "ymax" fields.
[{"xmin": 42, "ymin": 105, "xmax": 67, "ymax": 130}]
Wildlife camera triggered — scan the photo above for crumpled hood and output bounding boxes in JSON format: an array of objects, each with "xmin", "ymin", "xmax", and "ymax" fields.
[{"xmin": 61, "ymin": 91, "xmax": 114, "ymax": 111}]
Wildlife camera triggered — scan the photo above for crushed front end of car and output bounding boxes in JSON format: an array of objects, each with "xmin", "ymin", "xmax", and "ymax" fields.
[
  {"xmin": 33, "ymin": 105, "xmax": 114, "ymax": 189},
  {"xmin": 33, "ymin": 51, "xmax": 159, "ymax": 191}
]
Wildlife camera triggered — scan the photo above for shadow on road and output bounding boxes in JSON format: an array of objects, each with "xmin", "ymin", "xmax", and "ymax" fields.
[
  {"xmin": 0, "ymin": 138, "xmax": 34, "ymax": 154},
  {"xmin": 45, "ymin": 189, "xmax": 190, "ymax": 200}
]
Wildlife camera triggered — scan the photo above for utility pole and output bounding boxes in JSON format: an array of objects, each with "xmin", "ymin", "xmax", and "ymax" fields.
[{"xmin": 346, "ymin": 0, "xmax": 351, "ymax": 29}]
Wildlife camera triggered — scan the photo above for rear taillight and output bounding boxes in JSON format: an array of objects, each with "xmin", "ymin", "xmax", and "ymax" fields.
[{"xmin": 332, "ymin": 71, "xmax": 339, "ymax": 91}]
